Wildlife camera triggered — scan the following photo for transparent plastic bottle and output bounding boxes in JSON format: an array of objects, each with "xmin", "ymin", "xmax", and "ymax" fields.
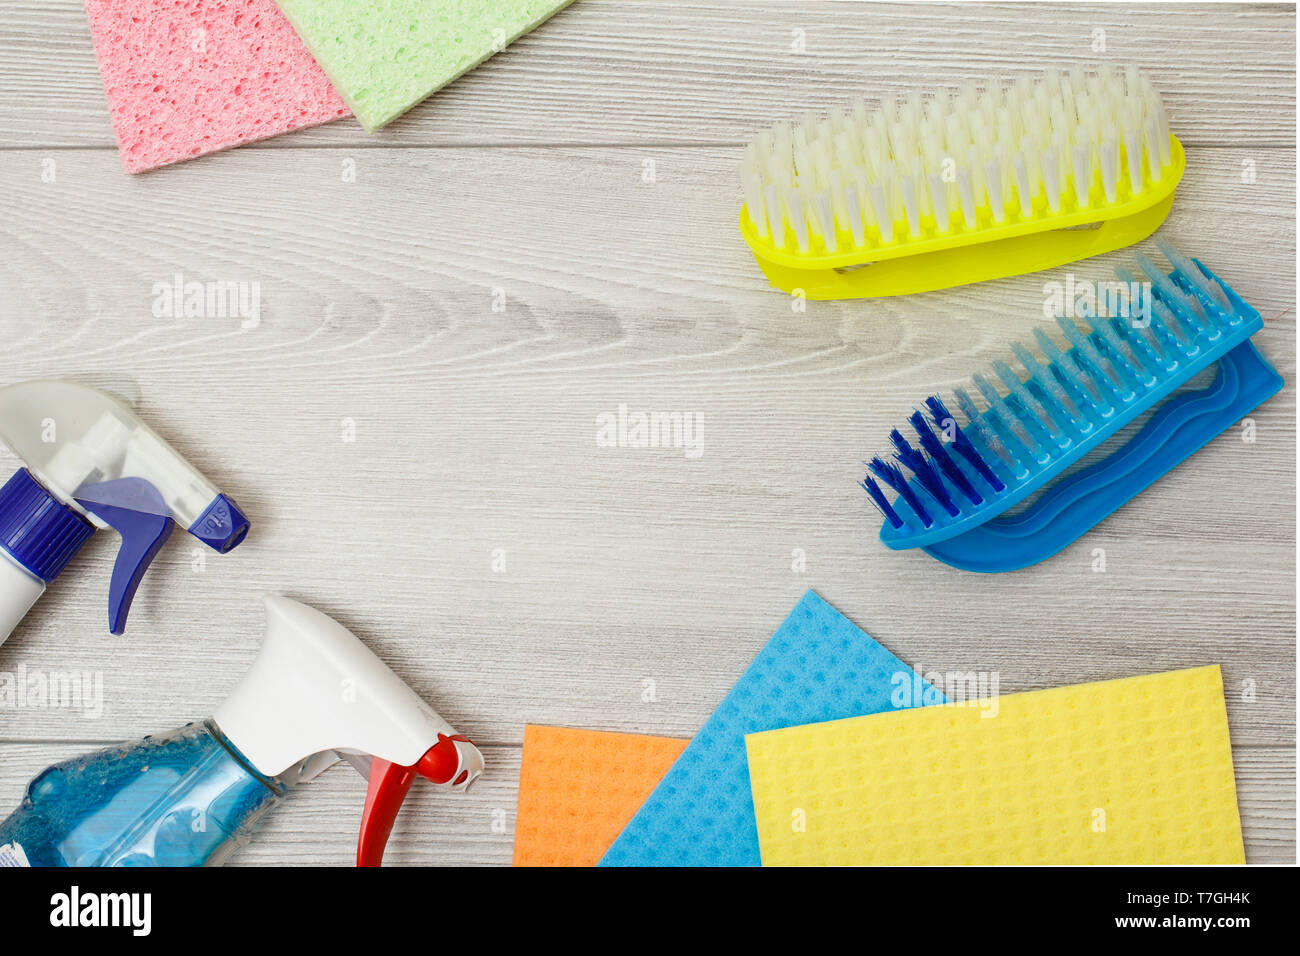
[{"xmin": 0, "ymin": 720, "xmax": 282, "ymax": 866}]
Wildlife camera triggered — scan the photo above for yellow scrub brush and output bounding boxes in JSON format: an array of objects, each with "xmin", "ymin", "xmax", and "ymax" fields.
[{"xmin": 739, "ymin": 66, "xmax": 1185, "ymax": 298}]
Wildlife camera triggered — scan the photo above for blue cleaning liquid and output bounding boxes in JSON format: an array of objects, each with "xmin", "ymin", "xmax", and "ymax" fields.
[{"xmin": 0, "ymin": 720, "xmax": 282, "ymax": 866}]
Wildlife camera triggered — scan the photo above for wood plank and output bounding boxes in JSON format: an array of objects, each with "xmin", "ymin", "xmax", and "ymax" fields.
[
  {"xmin": 0, "ymin": 145, "xmax": 1293, "ymax": 747},
  {"xmin": 0, "ymin": 0, "xmax": 1293, "ymax": 864},
  {"xmin": 0, "ymin": 742, "xmax": 1289, "ymax": 864},
  {"xmin": 0, "ymin": 2, "xmax": 1293, "ymax": 149}
]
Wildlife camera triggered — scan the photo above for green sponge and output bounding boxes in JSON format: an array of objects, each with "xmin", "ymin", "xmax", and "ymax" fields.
[{"xmin": 276, "ymin": 0, "xmax": 575, "ymax": 131}]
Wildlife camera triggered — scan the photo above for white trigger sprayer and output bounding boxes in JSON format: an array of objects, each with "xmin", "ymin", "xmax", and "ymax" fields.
[
  {"xmin": 216, "ymin": 596, "xmax": 485, "ymax": 865},
  {"xmin": 0, "ymin": 596, "xmax": 483, "ymax": 867},
  {"xmin": 0, "ymin": 380, "xmax": 248, "ymax": 642}
]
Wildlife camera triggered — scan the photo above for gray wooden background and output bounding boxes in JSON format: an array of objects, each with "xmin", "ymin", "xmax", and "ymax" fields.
[{"xmin": 0, "ymin": 1, "xmax": 1294, "ymax": 865}]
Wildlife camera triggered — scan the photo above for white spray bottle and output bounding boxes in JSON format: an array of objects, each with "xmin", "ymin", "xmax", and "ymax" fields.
[
  {"xmin": 0, "ymin": 380, "xmax": 248, "ymax": 642},
  {"xmin": 0, "ymin": 595, "xmax": 483, "ymax": 866}
]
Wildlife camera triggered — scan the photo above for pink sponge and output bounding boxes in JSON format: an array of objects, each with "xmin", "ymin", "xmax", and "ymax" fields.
[{"xmin": 84, "ymin": 0, "xmax": 350, "ymax": 173}]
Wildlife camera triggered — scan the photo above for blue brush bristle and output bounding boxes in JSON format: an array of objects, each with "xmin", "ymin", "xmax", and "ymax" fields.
[
  {"xmin": 862, "ymin": 244, "xmax": 1258, "ymax": 539},
  {"xmin": 925, "ymin": 396, "xmax": 1005, "ymax": 492},
  {"xmin": 860, "ymin": 473, "xmax": 903, "ymax": 529},
  {"xmin": 1012, "ymin": 342, "xmax": 1081, "ymax": 423},
  {"xmin": 1136, "ymin": 252, "xmax": 1211, "ymax": 335},
  {"xmin": 994, "ymin": 360, "xmax": 1070, "ymax": 448},
  {"xmin": 889, "ymin": 429, "xmax": 959, "ymax": 517},
  {"xmin": 1083, "ymin": 311, "xmax": 1152, "ymax": 389},
  {"xmin": 955, "ymin": 388, "xmax": 1017, "ymax": 469},
  {"xmin": 1056, "ymin": 316, "xmax": 1130, "ymax": 404},
  {"xmin": 1111, "ymin": 308, "xmax": 1171, "ymax": 376},
  {"xmin": 1155, "ymin": 238, "xmax": 1234, "ymax": 314},
  {"xmin": 970, "ymin": 380, "xmax": 1036, "ymax": 466},
  {"xmin": 869, "ymin": 456, "xmax": 932, "ymax": 526},
  {"xmin": 1152, "ymin": 298, "xmax": 1191, "ymax": 346},
  {"xmin": 1114, "ymin": 268, "xmax": 1185, "ymax": 366},
  {"xmin": 909, "ymin": 409, "xmax": 983, "ymax": 505}
]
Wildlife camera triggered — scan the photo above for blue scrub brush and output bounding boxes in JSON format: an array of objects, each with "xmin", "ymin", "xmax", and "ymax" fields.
[{"xmin": 860, "ymin": 240, "xmax": 1284, "ymax": 571}]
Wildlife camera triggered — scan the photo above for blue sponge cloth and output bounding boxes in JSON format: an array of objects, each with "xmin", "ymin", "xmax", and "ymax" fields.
[{"xmin": 599, "ymin": 589, "xmax": 937, "ymax": 866}]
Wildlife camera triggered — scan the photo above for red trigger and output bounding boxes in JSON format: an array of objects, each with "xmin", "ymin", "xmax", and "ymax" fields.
[
  {"xmin": 357, "ymin": 758, "xmax": 418, "ymax": 867},
  {"xmin": 419, "ymin": 733, "xmax": 471, "ymax": 784},
  {"xmin": 355, "ymin": 735, "xmax": 479, "ymax": 867}
]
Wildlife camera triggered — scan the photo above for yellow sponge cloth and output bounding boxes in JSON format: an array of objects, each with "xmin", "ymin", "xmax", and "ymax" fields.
[
  {"xmin": 513, "ymin": 725, "xmax": 686, "ymax": 866},
  {"xmin": 746, "ymin": 665, "xmax": 1244, "ymax": 865}
]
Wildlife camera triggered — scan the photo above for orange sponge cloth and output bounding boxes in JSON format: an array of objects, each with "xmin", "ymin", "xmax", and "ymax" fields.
[{"xmin": 513, "ymin": 725, "xmax": 686, "ymax": 867}]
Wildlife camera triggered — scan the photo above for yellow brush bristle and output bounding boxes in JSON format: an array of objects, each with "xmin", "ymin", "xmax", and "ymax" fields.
[{"xmin": 741, "ymin": 65, "xmax": 1174, "ymax": 255}]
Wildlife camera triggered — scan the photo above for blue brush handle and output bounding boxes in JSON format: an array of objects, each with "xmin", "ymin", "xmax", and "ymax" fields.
[{"xmin": 924, "ymin": 340, "xmax": 1284, "ymax": 572}]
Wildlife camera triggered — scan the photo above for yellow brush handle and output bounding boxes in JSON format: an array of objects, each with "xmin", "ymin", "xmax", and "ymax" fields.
[{"xmin": 751, "ymin": 190, "xmax": 1177, "ymax": 299}]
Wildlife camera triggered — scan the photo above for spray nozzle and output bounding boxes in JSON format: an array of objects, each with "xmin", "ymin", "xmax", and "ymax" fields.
[
  {"xmin": 0, "ymin": 381, "xmax": 249, "ymax": 633},
  {"xmin": 357, "ymin": 734, "xmax": 484, "ymax": 866},
  {"xmin": 213, "ymin": 596, "xmax": 483, "ymax": 867}
]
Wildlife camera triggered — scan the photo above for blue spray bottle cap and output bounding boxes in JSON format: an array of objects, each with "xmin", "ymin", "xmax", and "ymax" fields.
[
  {"xmin": 0, "ymin": 469, "xmax": 94, "ymax": 583},
  {"xmin": 0, "ymin": 381, "xmax": 250, "ymax": 634}
]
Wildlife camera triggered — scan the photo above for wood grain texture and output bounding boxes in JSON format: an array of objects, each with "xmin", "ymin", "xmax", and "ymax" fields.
[
  {"xmin": 0, "ymin": 1, "xmax": 1293, "ymax": 865},
  {"xmin": 0, "ymin": 2, "xmax": 1294, "ymax": 148}
]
